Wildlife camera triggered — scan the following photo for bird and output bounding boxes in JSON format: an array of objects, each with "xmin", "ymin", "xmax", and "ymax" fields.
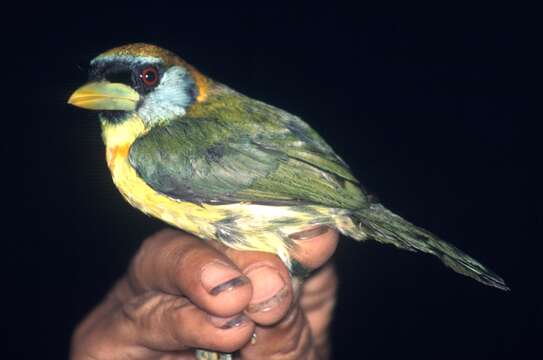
[{"xmin": 68, "ymin": 43, "xmax": 508, "ymax": 359}]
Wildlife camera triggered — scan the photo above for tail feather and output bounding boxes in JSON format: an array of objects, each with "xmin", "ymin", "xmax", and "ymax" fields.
[{"xmin": 352, "ymin": 204, "xmax": 509, "ymax": 291}]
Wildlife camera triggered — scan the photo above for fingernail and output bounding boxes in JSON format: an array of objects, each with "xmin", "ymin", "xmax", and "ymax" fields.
[
  {"xmin": 289, "ymin": 226, "xmax": 329, "ymax": 240},
  {"xmin": 201, "ymin": 261, "xmax": 249, "ymax": 296},
  {"xmin": 209, "ymin": 314, "xmax": 248, "ymax": 329},
  {"xmin": 245, "ymin": 265, "xmax": 288, "ymax": 313}
]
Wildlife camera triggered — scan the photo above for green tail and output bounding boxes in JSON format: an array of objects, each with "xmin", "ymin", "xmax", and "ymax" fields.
[{"xmin": 348, "ymin": 203, "xmax": 509, "ymax": 291}]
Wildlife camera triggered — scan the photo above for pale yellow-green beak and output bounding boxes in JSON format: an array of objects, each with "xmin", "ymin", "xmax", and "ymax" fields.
[{"xmin": 67, "ymin": 81, "xmax": 140, "ymax": 111}]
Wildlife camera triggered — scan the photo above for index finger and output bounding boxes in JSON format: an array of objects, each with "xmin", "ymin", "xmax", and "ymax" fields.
[{"xmin": 127, "ymin": 229, "xmax": 253, "ymax": 317}]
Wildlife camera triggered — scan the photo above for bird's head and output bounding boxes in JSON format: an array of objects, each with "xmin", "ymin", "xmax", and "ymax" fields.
[{"xmin": 68, "ymin": 43, "xmax": 209, "ymax": 127}]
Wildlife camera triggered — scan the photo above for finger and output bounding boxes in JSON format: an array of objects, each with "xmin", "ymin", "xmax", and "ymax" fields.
[
  {"xmin": 127, "ymin": 291, "xmax": 255, "ymax": 353},
  {"xmin": 239, "ymin": 265, "xmax": 337, "ymax": 359},
  {"xmin": 300, "ymin": 263, "xmax": 337, "ymax": 356},
  {"xmin": 73, "ymin": 283, "xmax": 256, "ymax": 357},
  {"xmin": 289, "ymin": 227, "xmax": 339, "ymax": 269},
  {"xmin": 218, "ymin": 227, "xmax": 338, "ymax": 326},
  {"xmin": 221, "ymin": 248, "xmax": 294, "ymax": 326},
  {"xmin": 128, "ymin": 229, "xmax": 252, "ymax": 317},
  {"xmin": 239, "ymin": 303, "xmax": 317, "ymax": 359}
]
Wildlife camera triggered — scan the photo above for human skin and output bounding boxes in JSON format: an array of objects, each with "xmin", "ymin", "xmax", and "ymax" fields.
[{"xmin": 71, "ymin": 228, "xmax": 339, "ymax": 359}]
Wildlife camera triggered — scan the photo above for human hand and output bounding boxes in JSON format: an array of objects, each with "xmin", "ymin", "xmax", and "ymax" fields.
[{"xmin": 71, "ymin": 228, "xmax": 339, "ymax": 359}]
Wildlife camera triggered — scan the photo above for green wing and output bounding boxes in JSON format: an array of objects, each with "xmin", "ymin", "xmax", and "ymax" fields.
[{"xmin": 128, "ymin": 91, "xmax": 368, "ymax": 209}]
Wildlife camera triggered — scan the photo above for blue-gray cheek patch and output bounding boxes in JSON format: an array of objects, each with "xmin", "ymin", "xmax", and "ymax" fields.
[{"xmin": 137, "ymin": 66, "xmax": 197, "ymax": 126}]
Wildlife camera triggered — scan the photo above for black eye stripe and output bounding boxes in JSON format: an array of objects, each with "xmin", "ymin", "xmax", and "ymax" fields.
[
  {"xmin": 105, "ymin": 69, "xmax": 133, "ymax": 85},
  {"xmin": 88, "ymin": 61, "xmax": 163, "ymax": 95}
]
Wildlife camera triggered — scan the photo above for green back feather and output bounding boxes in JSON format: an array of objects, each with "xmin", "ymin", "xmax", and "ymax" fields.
[{"xmin": 129, "ymin": 87, "xmax": 367, "ymax": 208}]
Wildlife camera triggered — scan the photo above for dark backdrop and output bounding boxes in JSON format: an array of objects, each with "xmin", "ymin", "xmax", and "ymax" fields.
[{"xmin": 15, "ymin": 2, "xmax": 541, "ymax": 359}]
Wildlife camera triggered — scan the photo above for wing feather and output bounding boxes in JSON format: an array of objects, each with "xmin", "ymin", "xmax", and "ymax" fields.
[{"xmin": 129, "ymin": 92, "xmax": 368, "ymax": 209}]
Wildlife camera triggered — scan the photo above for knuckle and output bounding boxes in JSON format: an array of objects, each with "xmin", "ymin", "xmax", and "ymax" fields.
[
  {"xmin": 276, "ymin": 316, "xmax": 314, "ymax": 359},
  {"xmin": 120, "ymin": 291, "xmax": 167, "ymax": 332},
  {"xmin": 121, "ymin": 292, "xmax": 154, "ymax": 322},
  {"xmin": 168, "ymin": 299, "xmax": 199, "ymax": 344},
  {"xmin": 278, "ymin": 307, "xmax": 307, "ymax": 347},
  {"xmin": 152, "ymin": 296, "xmax": 190, "ymax": 347},
  {"xmin": 170, "ymin": 302, "xmax": 191, "ymax": 336},
  {"xmin": 122, "ymin": 291, "xmax": 191, "ymax": 348}
]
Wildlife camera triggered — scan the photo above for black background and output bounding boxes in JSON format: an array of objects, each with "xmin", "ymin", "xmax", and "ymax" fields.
[{"xmin": 15, "ymin": 2, "xmax": 541, "ymax": 359}]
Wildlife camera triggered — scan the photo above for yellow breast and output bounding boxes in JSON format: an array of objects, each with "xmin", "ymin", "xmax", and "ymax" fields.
[
  {"xmin": 101, "ymin": 115, "xmax": 224, "ymax": 239},
  {"xmin": 100, "ymin": 115, "xmax": 336, "ymax": 266}
]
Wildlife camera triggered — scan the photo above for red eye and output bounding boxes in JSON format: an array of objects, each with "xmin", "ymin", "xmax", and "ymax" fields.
[{"xmin": 140, "ymin": 67, "xmax": 159, "ymax": 87}]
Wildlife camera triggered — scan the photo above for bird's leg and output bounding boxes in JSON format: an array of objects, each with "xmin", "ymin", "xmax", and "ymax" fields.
[
  {"xmin": 290, "ymin": 259, "xmax": 312, "ymax": 280},
  {"xmin": 195, "ymin": 349, "xmax": 233, "ymax": 360}
]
